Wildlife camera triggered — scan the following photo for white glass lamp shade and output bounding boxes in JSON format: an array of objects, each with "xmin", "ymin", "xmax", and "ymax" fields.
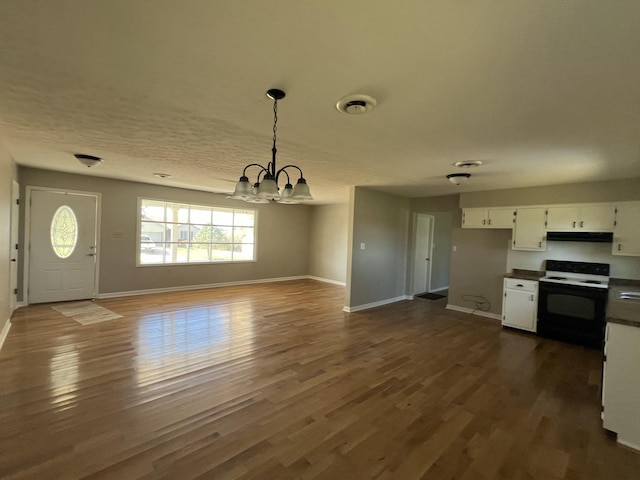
[
  {"xmin": 277, "ymin": 183, "xmax": 300, "ymax": 204},
  {"xmin": 256, "ymin": 177, "xmax": 280, "ymax": 200},
  {"xmin": 228, "ymin": 176, "xmax": 253, "ymax": 200},
  {"xmin": 291, "ymin": 178, "xmax": 313, "ymax": 200}
]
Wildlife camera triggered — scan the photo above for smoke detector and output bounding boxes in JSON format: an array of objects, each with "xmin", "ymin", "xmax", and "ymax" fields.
[
  {"xmin": 336, "ymin": 94, "xmax": 377, "ymax": 114},
  {"xmin": 453, "ymin": 160, "xmax": 483, "ymax": 168}
]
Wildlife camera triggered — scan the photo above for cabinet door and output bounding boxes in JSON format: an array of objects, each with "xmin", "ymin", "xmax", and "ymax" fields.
[
  {"xmin": 602, "ymin": 323, "xmax": 640, "ymax": 447},
  {"xmin": 513, "ymin": 207, "xmax": 546, "ymax": 251},
  {"xmin": 502, "ymin": 287, "xmax": 537, "ymax": 332},
  {"xmin": 613, "ymin": 202, "xmax": 640, "ymax": 256},
  {"xmin": 487, "ymin": 208, "xmax": 514, "ymax": 228},
  {"xmin": 546, "ymin": 206, "xmax": 578, "ymax": 230},
  {"xmin": 462, "ymin": 209, "xmax": 488, "ymax": 228},
  {"xmin": 580, "ymin": 205, "xmax": 616, "ymax": 231}
]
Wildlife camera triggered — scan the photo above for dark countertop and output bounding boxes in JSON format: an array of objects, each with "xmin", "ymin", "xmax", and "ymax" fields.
[
  {"xmin": 504, "ymin": 269, "xmax": 544, "ymax": 281},
  {"xmin": 607, "ymin": 278, "xmax": 640, "ymax": 328}
]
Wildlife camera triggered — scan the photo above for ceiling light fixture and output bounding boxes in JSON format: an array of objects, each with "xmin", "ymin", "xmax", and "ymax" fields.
[
  {"xmin": 154, "ymin": 173, "xmax": 172, "ymax": 179},
  {"xmin": 447, "ymin": 173, "xmax": 471, "ymax": 185},
  {"xmin": 75, "ymin": 153, "xmax": 102, "ymax": 167},
  {"xmin": 228, "ymin": 89, "xmax": 312, "ymax": 204}
]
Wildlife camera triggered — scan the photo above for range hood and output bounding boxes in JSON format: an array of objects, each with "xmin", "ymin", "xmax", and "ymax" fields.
[{"xmin": 546, "ymin": 231, "xmax": 614, "ymax": 243}]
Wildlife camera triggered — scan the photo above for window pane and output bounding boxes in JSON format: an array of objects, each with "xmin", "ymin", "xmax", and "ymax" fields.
[
  {"xmin": 234, "ymin": 227, "xmax": 254, "ymax": 243},
  {"xmin": 191, "ymin": 207, "xmax": 213, "ymax": 225},
  {"xmin": 165, "ymin": 203, "xmax": 189, "ymax": 223},
  {"xmin": 212, "ymin": 209, "xmax": 234, "ymax": 226},
  {"xmin": 234, "ymin": 211, "xmax": 255, "ymax": 227},
  {"xmin": 211, "ymin": 244, "xmax": 233, "ymax": 261},
  {"xmin": 141, "ymin": 200, "xmax": 166, "ymax": 222},
  {"xmin": 50, "ymin": 205, "xmax": 78, "ymax": 259},
  {"xmin": 233, "ymin": 244, "xmax": 255, "ymax": 261},
  {"xmin": 187, "ymin": 243, "xmax": 210, "ymax": 262}
]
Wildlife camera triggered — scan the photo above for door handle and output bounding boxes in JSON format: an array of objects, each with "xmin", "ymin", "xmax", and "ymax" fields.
[
  {"xmin": 87, "ymin": 253, "xmax": 96, "ymax": 256},
  {"xmin": 11, "ymin": 258, "xmax": 16, "ymax": 262},
  {"xmin": 425, "ymin": 258, "xmax": 430, "ymax": 261}
]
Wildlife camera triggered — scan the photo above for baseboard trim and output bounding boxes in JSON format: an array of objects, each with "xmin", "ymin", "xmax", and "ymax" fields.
[
  {"xmin": 97, "ymin": 276, "xmax": 309, "ymax": 299},
  {"xmin": 430, "ymin": 286, "xmax": 449, "ymax": 293},
  {"xmin": 306, "ymin": 276, "xmax": 346, "ymax": 286},
  {"xmin": 445, "ymin": 304, "xmax": 501, "ymax": 321},
  {"xmin": 343, "ymin": 295, "xmax": 411, "ymax": 313},
  {"xmin": 617, "ymin": 438, "xmax": 640, "ymax": 453},
  {"xmin": 0, "ymin": 318, "xmax": 11, "ymax": 352}
]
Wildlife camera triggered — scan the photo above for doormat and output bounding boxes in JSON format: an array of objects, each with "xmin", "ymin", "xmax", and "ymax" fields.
[
  {"xmin": 415, "ymin": 292, "xmax": 446, "ymax": 300},
  {"xmin": 52, "ymin": 301, "xmax": 123, "ymax": 325}
]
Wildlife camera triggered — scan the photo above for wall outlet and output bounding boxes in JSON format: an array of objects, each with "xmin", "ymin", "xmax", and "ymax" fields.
[{"xmin": 360, "ymin": 243, "xmax": 366, "ymax": 250}]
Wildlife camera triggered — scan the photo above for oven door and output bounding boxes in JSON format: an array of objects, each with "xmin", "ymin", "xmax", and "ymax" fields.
[{"xmin": 537, "ymin": 281, "xmax": 608, "ymax": 348}]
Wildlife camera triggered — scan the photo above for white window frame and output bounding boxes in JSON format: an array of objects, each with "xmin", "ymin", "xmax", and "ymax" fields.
[{"xmin": 137, "ymin": 197, "xmax": 258, "ymax": 266}]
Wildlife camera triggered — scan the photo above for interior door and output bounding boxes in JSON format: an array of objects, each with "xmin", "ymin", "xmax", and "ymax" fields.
[
  {"xmin": 28, "ymin": 190, "xmax": 98, "ymax": 304},
  {"xmin": 412, "ymin": 214, "xmax": 433, "ymax": 295}
]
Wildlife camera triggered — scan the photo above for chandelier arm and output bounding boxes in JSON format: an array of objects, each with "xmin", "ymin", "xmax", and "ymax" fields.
[
  {"xmin": 242, "ymin": 163, "xmax": 270, "ymax": 178},
  {"xmin": 276, "ymin": 164, "xmax": 305, "ymax": 181}
]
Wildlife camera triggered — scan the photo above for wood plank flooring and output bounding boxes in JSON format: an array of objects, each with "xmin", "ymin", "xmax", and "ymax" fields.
[{"xmin": 1, "ymin": 280, "xmax": 639, "ymax": 479}]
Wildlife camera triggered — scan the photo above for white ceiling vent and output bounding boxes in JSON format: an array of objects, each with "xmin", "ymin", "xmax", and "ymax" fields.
[{"xmin": 336, "ymin": 94, "xmax": 377, "ymax": 114}]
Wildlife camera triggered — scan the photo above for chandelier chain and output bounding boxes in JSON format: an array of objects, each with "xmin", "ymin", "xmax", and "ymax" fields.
[{"xmin": 272, "ymin": 98, "xmax": 278, "ymax": 151}]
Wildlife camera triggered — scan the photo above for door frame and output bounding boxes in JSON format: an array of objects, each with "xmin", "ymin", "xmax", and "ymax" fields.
[
  {"xmin": 411, "ymin": 213, "xmax": 435, "ymax": 295},
  {"xmin": 24, "ymin": 186, "xmax": 102, "ymax": 305},
  {"xmin": 10, "ymin": 180, "xmax": 19, "ymax": 310}
]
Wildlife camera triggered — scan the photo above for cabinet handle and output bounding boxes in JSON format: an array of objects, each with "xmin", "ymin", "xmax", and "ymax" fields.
[
  {"xmin": 488, "ymin": 219, "xmax": 492, "ymax": 225},
  {"xmin": 572, "ymin": 221, "xmax": 576, "ymax": 228},
  {"xmin": 516, "ymin": 284, "xmax": 524, "ymax": 287},
  {"xmin": 483, "ymin": 219, "xmax": 486, "ymax": 225},
  {"xmin": 618, "ymin": 243, "xmax": 622, "ymax": 251},
  {"xmin": 538, "ymin": 241, "xmax": 542, "ymax": 247},
  {"xmin": 530, "ymin": 295, "xmax": 534, "ymax": 301},
  {"xmin": 580, "ymin": 221, "xmax": 584, "ymax": 228}
]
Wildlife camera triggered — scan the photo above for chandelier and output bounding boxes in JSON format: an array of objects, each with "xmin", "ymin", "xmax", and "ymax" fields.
[{"xmin": 228, "ymin": 89, "xmax": 313, "ymax": 204}]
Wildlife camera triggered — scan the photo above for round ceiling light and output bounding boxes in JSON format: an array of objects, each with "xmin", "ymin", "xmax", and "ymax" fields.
[
  {"xmin": 447, "ymin": 173, "xmax": 471, "ymax": 185},
  {"xmin": 75, "ymin": 153, "xmax": 102, "ymax": 167},
  {"xmin": 453, "ymin": 160, "xmax": 483, "ymax": 168},
  {"xmin": 336, "ymin": 94, "xmax": 377, "ymax": 114}
]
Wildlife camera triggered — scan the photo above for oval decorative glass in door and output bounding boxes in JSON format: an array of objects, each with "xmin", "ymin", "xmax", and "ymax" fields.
[{"xmin": 50, "ymin": 205, "xmax": 78, "ymax": 258}]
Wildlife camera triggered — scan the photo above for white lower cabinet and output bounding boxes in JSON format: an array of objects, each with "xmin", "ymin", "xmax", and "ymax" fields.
[
  {"xmin": 501, "ymin": 278, "xmax": 538, "ymax": 332},
  {"xmin": 602, "ymin": 322, "xmax": 640, "ymax": 450}
]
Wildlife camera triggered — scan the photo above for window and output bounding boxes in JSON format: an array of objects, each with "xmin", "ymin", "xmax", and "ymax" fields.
[
  {"xmin": 138, "ymin": 199, "xmax": 256, "ymax": 265},
  {"xmin": 50, "ymin": 205, "xmax": 78, "ymax": 259}
]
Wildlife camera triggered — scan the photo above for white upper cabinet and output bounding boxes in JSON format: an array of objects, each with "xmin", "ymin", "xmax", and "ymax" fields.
[
  {"xmin": 613, "ymin": 202, "xmax": 640, "ymax": 256},
  {"xmin": 513, "ymin": 207, "xmax": 546, "ymax": 251},
  {"xmin": 462, "ymin": 208, "xmax": 514, "ymax": 228},
  {"xmin": 546, "ymin": 204, "xmax": 616, "ymax": 231}
]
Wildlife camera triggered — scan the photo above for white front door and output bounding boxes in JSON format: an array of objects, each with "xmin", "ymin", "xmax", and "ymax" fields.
[
  {"xmin": 412, "ymin": 214, "xmax": 433, "ymax": 295},
  {"xmin": 28, "ymin": 189, "xmax": 98, "ymax": 304}
]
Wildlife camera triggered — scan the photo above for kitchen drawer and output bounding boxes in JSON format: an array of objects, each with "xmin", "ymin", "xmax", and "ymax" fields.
[{"xmin": 504, "ymin": 278, "xmax": 537, "ymax": 292}]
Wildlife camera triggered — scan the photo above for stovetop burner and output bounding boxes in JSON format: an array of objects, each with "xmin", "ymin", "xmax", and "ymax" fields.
[{"xmin": 540, "ymin": 260, "xmax": 610, "ymax": 289}]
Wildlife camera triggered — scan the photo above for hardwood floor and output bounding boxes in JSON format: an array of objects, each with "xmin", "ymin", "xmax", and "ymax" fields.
[{"xmin": 1, "ymin": 280, "xmax": 639, "ymax": 479}]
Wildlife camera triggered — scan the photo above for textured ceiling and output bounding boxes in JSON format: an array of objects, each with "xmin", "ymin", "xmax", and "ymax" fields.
[{"xmin": 1, "ymin": 1, "xmax": 639, "ymax": 204}]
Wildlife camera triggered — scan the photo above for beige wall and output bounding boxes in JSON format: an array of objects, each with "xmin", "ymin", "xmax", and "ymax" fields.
[
  {"xmin": 460, "ymin": 178, "xmax": 640, "ymax": 208},
  {"xmin": 19, "ymin": 168, "xmax": 312, "ymax": 298},
  {"xmin": 449, "ymin": 228, "xmax": 511, "ymax": 316},
  {"xmin": 347, "ymin": 187, "xmax": 410, "ymax": 308},
  {"xmin": 0, "ymin": 141, "xmax": 18, "ymax": 337},
  {"xmin": 308, "ymin": 204, "xmax": 348, "ymax": 284}
]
